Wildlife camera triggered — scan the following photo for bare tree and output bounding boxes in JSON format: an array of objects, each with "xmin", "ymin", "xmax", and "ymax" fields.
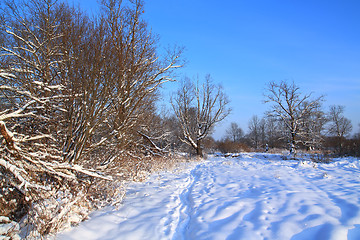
[
  {"xmin": 248, "ymin": 115, "xmax": 265, "ymax": 149},
  {"xmin": 171, "ymin": 75, "xmax": 230, "ymax": 157},
  {"xmin": 327, "ymin": 105, "xmax": 352, "ymax": 153},
  {"xmin": 299, "ymin": 101, "xmax": 326, "ymax": 150},
  {"xmin": 264, "ymin": 116, "xmax": 285, "ymax": 148},
  {"xmin": 264, "ymin": 80, "xmax": 324, "ymax": 154},
  {"xmin": 226, "ymin": 122, "xmax": 243, "ymax": 142}
]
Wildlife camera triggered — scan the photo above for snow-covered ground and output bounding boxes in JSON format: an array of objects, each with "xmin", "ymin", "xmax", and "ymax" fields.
[{"xmin": 56, "ymin": 153, "xmax": 360, "ymax": 240}]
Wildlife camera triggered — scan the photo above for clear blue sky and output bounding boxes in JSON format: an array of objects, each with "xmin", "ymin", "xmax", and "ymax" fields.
[{"xmin": 68, "ymin": 0, "xmax": 360, "ymax": 138}]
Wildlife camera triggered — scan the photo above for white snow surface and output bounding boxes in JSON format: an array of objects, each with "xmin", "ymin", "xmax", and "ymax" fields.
[{"xmin": 56, "ymin": 153, "xmax": 360, "ymax": 240}]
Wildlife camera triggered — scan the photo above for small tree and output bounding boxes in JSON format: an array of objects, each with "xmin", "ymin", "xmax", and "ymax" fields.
[
  {"xmin": 248, "ymin": 115, "xmax": 264, "ymax": 149},
  {"xmin": 327, "ymin": 105, "xmax": 352, "ymax": 153},
  {"xmin": 264, "ymin": 116, "xmax": 285, "ymax": 148},
  {"xmin": 299, "ymin": 101, "xmax": 326, "ymax": 150},
  {"xmin": 264, "ymin": 80, "xmax": 324, "ymax": 155},
  {"xmin": 226, "ymin": 122, "xmax": 243, "ymax": 142},
  {"xmin": 171, "ymin": 75, "xmax": 230, "ymax": 157}
]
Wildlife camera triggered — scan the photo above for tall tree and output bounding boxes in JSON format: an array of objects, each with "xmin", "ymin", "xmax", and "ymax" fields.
[
  {"xmin": 264, "ymin": 80, "xmax": 324, "ymax": 154},
  {"xmin": 171, "ymin": 75, "xmax": 230, "ymax": 157}
]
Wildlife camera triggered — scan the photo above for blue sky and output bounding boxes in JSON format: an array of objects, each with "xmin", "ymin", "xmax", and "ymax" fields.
[{"xmin": 68, "ymin": 0, "xmax": 360, "ymax": 138}]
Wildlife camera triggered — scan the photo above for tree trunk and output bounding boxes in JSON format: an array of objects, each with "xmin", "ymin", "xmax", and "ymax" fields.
[
  {"xmin": 290, "ymin": 132, "xmax": 296, "ymax": 156},
  {"xmin": 196, "ymin": 146, "xmax": 203, "ymax": 158},
  {"xmin": 196, "ymin": 139, "xmax": 203, "ymax": 157},
  {"xmin": 338, "ymin": 136, "xmax": 343, "ymax": 155}
]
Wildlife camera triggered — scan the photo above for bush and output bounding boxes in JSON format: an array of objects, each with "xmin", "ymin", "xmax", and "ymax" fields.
[{"xmin": 216, "ymin": 140, "xmax": 251, "ymax": 153}]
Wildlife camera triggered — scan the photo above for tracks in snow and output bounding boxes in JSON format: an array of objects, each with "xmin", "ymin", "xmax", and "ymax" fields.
[
  {"xmin": 167, "ymin": 163, "xmax": 202, "ymax": 239},
  {"xmin": 57, "ymin": 154, "xmax": 360, "ymax": 240}
]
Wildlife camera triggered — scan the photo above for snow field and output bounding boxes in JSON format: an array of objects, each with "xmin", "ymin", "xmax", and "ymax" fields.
[{"xmin": 56, "ymin": 153, "xmax": 360, "ymax": 240}]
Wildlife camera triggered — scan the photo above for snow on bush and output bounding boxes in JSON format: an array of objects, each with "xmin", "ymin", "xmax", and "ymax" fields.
[{"xmin": 0, "ymin": 216, "xmax": 20, "ymax": 240}]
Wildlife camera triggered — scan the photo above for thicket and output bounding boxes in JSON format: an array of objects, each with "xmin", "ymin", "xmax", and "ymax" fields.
[{"xmin": 0, "ymin": 0, "xmax": 183, "ymax": 237}]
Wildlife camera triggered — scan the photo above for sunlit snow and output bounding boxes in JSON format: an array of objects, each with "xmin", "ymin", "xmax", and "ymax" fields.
[{"xmin": 57, "ymin": 153, "xmax": 360, "ymax": 240}]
